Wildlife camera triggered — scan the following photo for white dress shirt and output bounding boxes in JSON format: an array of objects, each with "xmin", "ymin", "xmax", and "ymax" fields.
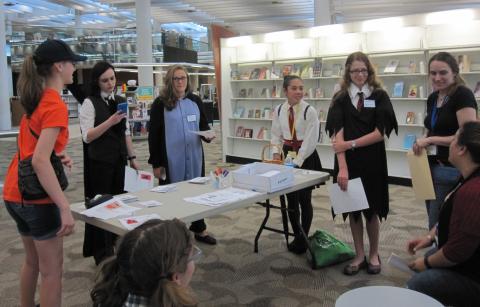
[
  {"xmin": 348, "ymin": 83, "xmax": 372, "ymax": 108},
  {"xmin": 271, "ymin": 99, "xmax": 319, "ymax": 167},
  {"xmin": 79, "ymin": 91, "xmax": 130, "ymax": 143}
]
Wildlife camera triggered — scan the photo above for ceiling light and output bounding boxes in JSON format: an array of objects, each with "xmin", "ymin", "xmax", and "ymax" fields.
[
  {"xmin": 425, "ymin": 9, "xmax": 474, "ymax": 25},
  {"xmin": 226, "ymin": 35, "xmax": 253, "ymax": 47},
  {"xmin": 264, "ymin": 30, "xmax": 294, "ymax": 43},
  {"xmin": 362, "ymin": 17, "xmax": 403, "ymax": 32},
  {"xmin": 309, "ymin": 24, "xmax": 344, "ymax": 37}
]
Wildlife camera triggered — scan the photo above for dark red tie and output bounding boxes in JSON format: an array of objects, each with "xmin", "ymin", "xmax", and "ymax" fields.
[
  {"xmin": 357, "ymin": 92, "xmax": 364, "ymax": 111},
  {"xmin": 288, "ymin": 106, "xmax": 297, "ymax": 140}
]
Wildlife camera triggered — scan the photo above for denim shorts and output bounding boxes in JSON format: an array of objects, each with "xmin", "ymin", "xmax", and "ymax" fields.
[{"xmin": 4, "ymin": 201, "xmax": 61, "ymax": 240}]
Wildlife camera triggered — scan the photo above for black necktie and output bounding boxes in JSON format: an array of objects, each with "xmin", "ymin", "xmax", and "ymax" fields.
[{"xmin": 357, "ymin": 92, "xmax": 364, "ymax": 111}]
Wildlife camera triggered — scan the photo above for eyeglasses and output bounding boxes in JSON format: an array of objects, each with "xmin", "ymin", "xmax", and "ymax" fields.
[
  {"xmin": 173, "ymin": 76, "xmax": 187, "ymax": 82},
  {"xmin": 188, "ymin": 245, "xmax": 202, "ymax": 263},
  {"xmin": 349, "ymin": 69, "xmax": 368, "ymax": 75}
]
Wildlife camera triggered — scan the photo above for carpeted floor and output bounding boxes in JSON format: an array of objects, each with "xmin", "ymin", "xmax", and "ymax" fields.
[{"xmin": 0, "ymin": 122, "xmax": 429, "ymax": 307}]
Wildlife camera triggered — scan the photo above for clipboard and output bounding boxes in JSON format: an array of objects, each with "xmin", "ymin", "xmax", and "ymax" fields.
[{"xmin": 407, "ymin": 149, "xmax": 435, "ymax": 200}]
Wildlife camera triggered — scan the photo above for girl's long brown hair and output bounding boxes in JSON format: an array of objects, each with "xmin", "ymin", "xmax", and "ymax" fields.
[{"xmin": 160, "ymin": 65, "xmax": 192, "ymax": 110}]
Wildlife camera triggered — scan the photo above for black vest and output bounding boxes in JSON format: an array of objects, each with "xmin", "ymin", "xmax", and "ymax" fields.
[
  {"xmin": 438, "ymin": 168, "xmax": 480, "ymax": 283},
  {"xmin": 87, "ymin": 95, "xmax": 127, "ymax": 164}
]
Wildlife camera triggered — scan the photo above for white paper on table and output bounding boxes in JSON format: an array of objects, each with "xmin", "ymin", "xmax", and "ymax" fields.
[
  {"xmin": 188, "ymin": 177, "xmax": 210, "ymax": 184},
  {"xmin": 81, "ymin": 199, "xmax": 140, "ymax": 220},
  {"xmin": 184, "ymin": 187, "xmax": 262, "ymax": 207},
  {"xmin": 118, "ymin": 214, "xmax": 162, "ymax": 230},
  {"xmin": 150, "ymin": 184, "xmax": 177, "ymax": 193},
  {"xmin": 189, "ymin": 130, "xmax": 216, "ymax": 139},
  {"xmin": 387, "ymin": 253, "xmax": 415, "ymax": 275},
  {"xmin": 114, "ymin": 193, "xmax": 138, "ymax": 203},
  {"xmin": 328, "ymin": 178, "xmax": 369, "ymax": 215},
  {"xmin": 259, "ymin": 170, "xmax": 280, "ymax": 177},
  {"xmin": 124, "ymin": 166, "xmax": 154, "ymax": 192},
  {"xmin": 137, "ymin": 200, "xmax": 163, "ymax": 207}
]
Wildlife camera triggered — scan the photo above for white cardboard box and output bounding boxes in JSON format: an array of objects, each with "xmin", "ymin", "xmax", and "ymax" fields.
[{"xmin": 232, "ymin": 162, "xmax": 294, "ymax": 193}]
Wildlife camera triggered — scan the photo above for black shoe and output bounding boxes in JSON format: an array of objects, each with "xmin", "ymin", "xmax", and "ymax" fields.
[
  {"xmin": 194, "ymin": 233, "xmax": 217, "ymax": 245},
  {"xmin": 287, "ymin": 237, "xmax": 307, "ymax": 254}
]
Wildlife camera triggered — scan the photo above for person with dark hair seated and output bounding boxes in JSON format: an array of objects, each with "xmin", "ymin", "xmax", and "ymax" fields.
[
  {"xmin": 407, "ymin": 121, "xmax": 480, "ymax": 307},
  {"xmin": 91, "ymin": 219, "xmax": 200, "ymax": 307}
]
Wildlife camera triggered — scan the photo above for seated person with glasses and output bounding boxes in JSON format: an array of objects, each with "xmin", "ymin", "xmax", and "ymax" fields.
[
  {"xmin": 91, "ymin": 219, "xmax": 201, "ymax": 307},
  {"xmin": 407, "ymin": 121, "xmax": 480, "ymax": 307}
]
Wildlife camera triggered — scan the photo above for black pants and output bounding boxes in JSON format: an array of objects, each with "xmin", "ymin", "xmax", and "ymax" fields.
[
  {"xmin": 83, "ymin": 158, "xmax": 126, "ymax": 265},
  {"xmin": 286, "ymin": 188, "xmax": 313, "ymax": 237}
]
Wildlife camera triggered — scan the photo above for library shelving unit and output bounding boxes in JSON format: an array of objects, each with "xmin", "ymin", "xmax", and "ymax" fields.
[{"xmin": 220, "ymin": 10, "xmax": 480, "ymax": 182}]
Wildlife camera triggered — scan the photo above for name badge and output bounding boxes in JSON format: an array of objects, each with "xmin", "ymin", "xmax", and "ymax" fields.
[
  {"xmin": 187, "ymin": 114, "xmax": 197, "ymax": 122},
  {"xmin": 364, "ymin": 99, "xmax": 376, "ymax": 108}
]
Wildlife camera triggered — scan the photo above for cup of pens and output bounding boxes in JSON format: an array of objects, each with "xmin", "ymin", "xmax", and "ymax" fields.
[{"xmin": 210, "ymin": 167, "xmax": 229, "ymax": 189}]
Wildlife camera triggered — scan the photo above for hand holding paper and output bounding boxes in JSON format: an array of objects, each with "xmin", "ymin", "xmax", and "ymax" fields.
[{"xmin": 190, "ymin": 130, "xmax": 216, "ymax": 140}]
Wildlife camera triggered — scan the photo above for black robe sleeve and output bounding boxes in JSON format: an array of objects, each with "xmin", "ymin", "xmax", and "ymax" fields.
[
  {"xmin": 325, "ymin": 92, "xmax": 347, "ymax": 137},
  {"xmin": 374, "ymin": 89, "xmax": 398, "ymax": 138},
  {"xmin": 147, "ymin": 97, "xmax": 167, "ymax": 170}
]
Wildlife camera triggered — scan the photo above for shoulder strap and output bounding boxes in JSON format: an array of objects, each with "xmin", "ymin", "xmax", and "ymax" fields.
[
  {"xmin": 303, "ymin": 105, "xmax": 310, "ymax": 120},
  {"xmin": 277, "ymin": 104, "xmax": 282, "ymax": 117}
]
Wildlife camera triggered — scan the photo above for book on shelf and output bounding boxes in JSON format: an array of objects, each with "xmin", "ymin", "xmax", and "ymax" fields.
[
  {"xmin": 315, "ymin": 88, "xmax": 324, "ymax": 98},
  {"xmin": 403, "ymin": 134, "xmax": 417, "ymax": 149},
  {"xmin": 247, "ymin": 88, "xmax": 254, "ymax": 98},
  {"xmin": 249, "ymin": 68, "xmax": 260, "ymax": 80},
  {"xmin": 262, "ymin": 107, "xmax": 272, "ymax": 119},
  {"xmin": 458, "ymin": 54, "xmax": 471, "ymax": 73},
  {"xmin": 300, "ymin": 64, "xmax": 311, "ymax": 78},
  {"xmin": 474, "ymin": 81, "xmax": 480, "ymax": 98},
  {"xmin": 312, "ymin": 59, "xmax": 322, "ymax": 78},
  {"xmin": 384, "ymin": 59, "xmax": 400, "ymax": 73},
  {"xmin": 235, "ymin": 126, "xmax": 244, "ymax": 137},
  {"xmin": 318, "ymin": 109, "xmax": 326, "ymax": 121},
  {"xmin": 256, "ymin": 127, "xmax": 266, "ymax": 139},
  {"xmin": 408, "ymin": 61, "xmax": 417, "ymax": 74},
  {"xmin": 282, "ymin": 65, "xmax": 293, "ymax": 77},
  {"xmin": 247, "ymin": 109, "xmax": 254, "ymax": 118},
  {"xmin": 272, "ymin": 85, "xmax": 278, "ymax": 98},
  {"xmin": 260, "ymin": 88, "xmax": 270, "ymax": 98},
  {"xmin": 392, "ymin": 81, "xmax": 404, "ymax": 97},
  {"xmin": 293, "ymin": 64, "xmax": 302, "ymax": 76},
  {"xmin": 258, "ymin": 67, "xmax": 268, "ymax": 80},
  {"xmin": 238, "ymin": 88, "xmax": 247, "ymax": 98},
  {"xmin": 243, "ymin": 128, "xmax": 253, "ymax": 138},
  {"xmin": 405, "ymin": 111, "xmax": 416, "ymax": 124},
  {"xmin": 233, "ymin": 106, "xmax": 245, "ymax": 118},
  {"xmin": 254, "ymin": 109, "xmax": 261, "ymax": 119},
  {"xmin": 239, "ymin": 71, "xmax": 251, "ymax": 80},
  {"xmin": 408, "ymin": 85, "xmax": 418, "ymax": 98},
  {"xmin": 231, "ymin": 69, "xmax": 240, "ymax": 80},
  {"xmin": 270, "ymin": 66, "xmax": 281, "ymax": 79},
  {"xmin": 332, "ymin": 64, "xmax": 343, "ymax": 77}
]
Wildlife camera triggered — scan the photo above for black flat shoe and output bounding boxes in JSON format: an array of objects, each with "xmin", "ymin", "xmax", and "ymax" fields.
[
  {"xmin": 194, "ymin": 233, "xmax": 217, "ymax": 245},
  {"xmin": 343, "ymin": 257, "xmax": 368, "ymax": 276},
  {"xmin": 367, "ymin": 255, "xmax": 381, "ymax": 275},
  {"xmin": 287, "ymin": 237, "xmax": 308, "ymax": 254}
]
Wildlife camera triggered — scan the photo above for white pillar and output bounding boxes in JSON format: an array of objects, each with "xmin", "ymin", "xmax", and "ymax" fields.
[
  {"xmin": 135, "ymin": 0, "xmax": 153, "ymax": 86},
  {"xmin": 0, "ymin": 0, "xmax": 12, "ymax": 130},
  {"xmin": 314, "ymin": 0, "xmax": 332, "ymax": 26},
  {"xmin": 75, "ymin": 10, "xmax": 83, "ymax": 37}
]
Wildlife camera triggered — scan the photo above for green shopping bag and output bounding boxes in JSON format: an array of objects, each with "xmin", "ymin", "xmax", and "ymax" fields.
[{"xmin": 307, "ymin": 230, "xmax": 355, "ymax": 269}]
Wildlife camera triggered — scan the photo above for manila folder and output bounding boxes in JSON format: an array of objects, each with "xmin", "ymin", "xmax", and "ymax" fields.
[{"xmin": 407, "ymin": 149, "xmax": 435, "ymax": 200}]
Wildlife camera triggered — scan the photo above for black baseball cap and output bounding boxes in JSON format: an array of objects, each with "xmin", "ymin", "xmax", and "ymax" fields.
[{"xmin": 33, "ymin": 39, "xmax": 87, "ymax": 65}]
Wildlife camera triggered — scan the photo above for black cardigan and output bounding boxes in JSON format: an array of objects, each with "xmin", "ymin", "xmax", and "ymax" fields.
[{"xmin": 148, "ymin": 92, "xmax": 211, "ymax": 184}]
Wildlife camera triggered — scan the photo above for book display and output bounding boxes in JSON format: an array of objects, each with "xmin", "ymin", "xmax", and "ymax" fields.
[{"xmin": 221, "ymin": 11, "xmax": 480, "ymax": 181}]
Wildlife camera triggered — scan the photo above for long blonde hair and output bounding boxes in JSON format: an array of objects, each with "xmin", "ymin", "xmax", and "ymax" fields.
[
  {"xmin": 16, "ymin": 55, "xmax": 54, "ymax": 117},
  {"xmin": 160, "ymin": 65, "xmax": 192, "ymax": 110}
]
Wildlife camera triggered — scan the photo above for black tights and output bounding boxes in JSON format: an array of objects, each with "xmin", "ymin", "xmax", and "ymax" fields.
[{"xmin": 286, "ymin": 188, "xmax": 313, "ymax": 237}]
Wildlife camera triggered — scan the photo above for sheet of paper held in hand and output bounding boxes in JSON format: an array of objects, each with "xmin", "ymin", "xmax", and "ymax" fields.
[
  {"xmin": 328, "ymin": 178, "xmax": 369, "ymax": 215},
  {"xmin": 124, "ymin": 166, "xmax": 154, "ymax": 192},
  {"xmin": 387, "ymin": 253, "xmax": 415, "ymax": 275},
  {"xmin": 407, "ymin": 149, "xmax": 436, "ymax": 200},
  {"xmin": 189, "ymin": 130, "xmax": 216, "ymax": 139}
]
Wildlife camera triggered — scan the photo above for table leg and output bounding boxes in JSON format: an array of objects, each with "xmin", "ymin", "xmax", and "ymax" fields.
[
  {"xmin": 279, "ymin": 195, "xmax": 290, "ymax": 244},
  {"xmin": 254, "ymin": 199, "xmax": 271, "ymax": 253}
]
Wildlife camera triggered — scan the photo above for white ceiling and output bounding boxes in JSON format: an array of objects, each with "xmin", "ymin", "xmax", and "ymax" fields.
[{"xmin": 3, "ymin": 0, "xmax": 480, "ymax": 35}]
